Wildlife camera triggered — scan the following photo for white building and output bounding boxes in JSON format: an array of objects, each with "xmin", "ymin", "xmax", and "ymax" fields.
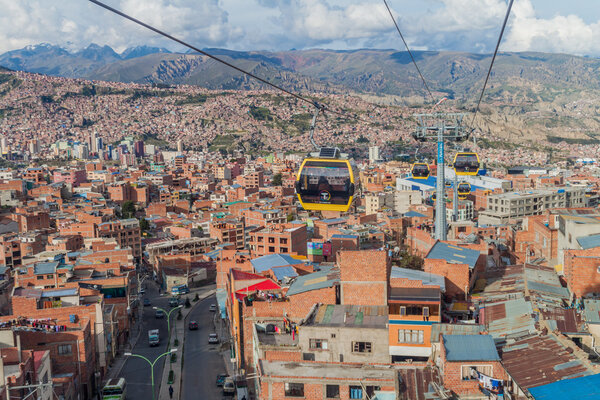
[{"xmin": 369, "ymin": 146, "xmax": 381, "ymax": 163}]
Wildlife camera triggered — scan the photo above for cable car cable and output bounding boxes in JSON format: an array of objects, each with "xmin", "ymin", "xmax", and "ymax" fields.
[
  {"xmin": 469, "ymin": 0, "xmax": 514, "ymax": 131},
  {"xmin": 382, "ymin": 0, "xmax": 434, "ymax": 102},
  {"xmin": 88, "ymin": 0, "xmax": 364, "ymax": 124}
]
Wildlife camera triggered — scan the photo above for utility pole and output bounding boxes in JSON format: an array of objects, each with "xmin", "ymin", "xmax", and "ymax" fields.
[{"xmin": 413, "ymin": 113, "xmax": 468, "ymax": 241}]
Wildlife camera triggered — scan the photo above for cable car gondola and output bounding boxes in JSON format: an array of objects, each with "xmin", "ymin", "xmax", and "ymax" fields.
[
  {"xmin": 457, "ymin": 182, "xmax": 471, "ymax": 199},
  {"xmin": 453, "ymin": 152, "xmax": 480, "ymax": 176},
  {"xmin": 445, "ymin": 181, "xmax": 452, "ymax": 188},
  {"xmin": 296, "ymin": 148, "xmax": 357, "ymax": 212},
  {"xmin": 411, "ymin": 163, "xmax": 430, "ymax": 179}
]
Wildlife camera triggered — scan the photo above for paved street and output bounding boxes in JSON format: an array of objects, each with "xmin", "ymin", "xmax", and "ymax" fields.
[
  {"xmin": 181, "ymin": 294, "xmax": 229, "ymax": 400},
  {"xmin": 119, "ymin": 280, "xmax": 172, "ymax": 400}
]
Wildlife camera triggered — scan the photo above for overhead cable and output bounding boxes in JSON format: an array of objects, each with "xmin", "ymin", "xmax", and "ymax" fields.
[{"xmin": 382, "ymin": 0, "xmax": 434, "ymax": 101}]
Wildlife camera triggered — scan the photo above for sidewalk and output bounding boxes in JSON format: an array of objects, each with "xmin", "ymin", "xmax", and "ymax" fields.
[
  {"xmin": 158, "ymin": 288, "xmax": 216, "ymax": 400},
  {"xmin": 103, "ymin": 304, "xmax": 144, "ymax": 383}
]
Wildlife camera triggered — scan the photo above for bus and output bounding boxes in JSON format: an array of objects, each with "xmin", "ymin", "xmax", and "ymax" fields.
[
  {"xmin": 171, "ymin": 284, "xmax": 189, "ymax": 296},
  {"xmin": 102, "ymin": 378, "xmax": 126, "ymax": 399}
]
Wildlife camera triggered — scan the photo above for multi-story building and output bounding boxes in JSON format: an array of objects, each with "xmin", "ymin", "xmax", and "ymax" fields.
[
  {"xmin": 52, "ymin": 169, "xmax": 86, "ymax": 187},
  {"xmin": 364, "ymin": 191, "xmax": 394, "ymax": 215},
  {"xmin": 210, "ymin": 219, "xmax": 245, "ymax": 249},
  {"xmin": 479, "ymin": 187, "xmax": 586, "ymax": 225},
  {"xmin": 97, "ymin": 219, "xmax": 142, "ymax": 259},
  {"xmin": 249, "ymin": 224, "xmax": 307, "ymax": 257},
  {"xmin": 446, "ymin": 200, "xmax": 474, "ymax": 222},
  {"xmin": 244, "ymin": 209, "xmax": 286, "ymax": 228}
]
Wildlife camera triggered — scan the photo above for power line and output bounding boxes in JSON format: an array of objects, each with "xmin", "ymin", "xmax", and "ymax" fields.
[
  {"xmin": 88, "ymin": 0, "xmax": 360, "ymax": 122},
  {"xmin": 382, "ymin": 0, "xmax": 434, "ymax": 101},
  {"xmin": 470, "ymin": 0, "xmax": 515, "ymax": 129}
]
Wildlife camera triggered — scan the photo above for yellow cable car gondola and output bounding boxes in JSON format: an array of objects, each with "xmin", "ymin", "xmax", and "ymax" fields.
[
  {"xmin": 453, "ymin": 152, "xmax": 480, "ymax": 176},
  {"xmin": 296, "ymin": 148, "xmax": 357, "ymax": 212},
  {"xmin": 411, "ymin": 162, "xmax": 430, "ymax": 179},
  {"xmin": 457, "ymin": 182, "xmax": 471, "ymax": 199},
  {"xmin": 295, "ymin": 107, "xmax": 358, "ymax": 212}
]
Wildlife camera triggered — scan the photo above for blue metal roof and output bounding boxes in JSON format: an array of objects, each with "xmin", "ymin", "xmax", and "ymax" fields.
[
  {"xmin": 320, "ymin": 217, "xmax": 347, "ymax": 224},
  {"xmin": 331, "ymin": 234, "xmax": 358, "ymax": 239},
  {"xmin": 426, "ymin": 242, "xmax": 480, "ymax": 270},
  {"xmin": 576, "ymin": 234, "xmax": 600, "ymax": 250},
  {"xmin": 528, "ymin": 373, "xmax": 600, "ymax": 400},
  {"xmin": 251, "ymin": 254, "xmax": 304, "ymax": 273},
  {"xmin": 33, "ymin": 261, "xmax": 59, "ymax": 275},
  {"xmin": 271, "ymin": 266, "xmax": 299, "ymax": 282},
  {"xmin": 404, "ymin": 211, "xmax": 426, "ymax": 218},
  {"xmin": 286, "ymin": 268, "xmax": 339, "ymax": 296},
  {"xmin": 41, "ymin": 288, "xmax": 78, "ymax": 297},
  {"xmin": 443, "ymin": 335, "xmax": 500, "ymax": 361},
  {"xmin": 390, "ymin": 266, "xmax": 446, "ymax": 292}
]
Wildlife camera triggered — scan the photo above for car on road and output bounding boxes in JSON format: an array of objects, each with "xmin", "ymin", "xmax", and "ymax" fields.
[
  {"xmin": 208, "ymin": 333, "xmax": 219, "ymax": 344},
  {"xmin": 143, "ymin": 298, "xmax": 151, "ymax": 307},
  {"xmin": 140, "ymin": 287, "xmax": 146, "ymax": 295},
  {"xmin": 169, "ymin": 297, "xmax": 180, "ymax": 307},
  {"xmin": 216, "ymin": 374, "xmax": 228, "ymax": 387},
  {"xmin": 209, "ymin": 304, "xmax": 217, "ymax": 312},
  {"xmin": 155, "ymin": 309, "xmax": 165, "ymax": 319},
  {"xmin": 222, "ymin": 377, "xmax": 235, "ymax": 395},
  {"xmin": 188, "ymin": 321, "xmax": 199, "ymax": 330}
]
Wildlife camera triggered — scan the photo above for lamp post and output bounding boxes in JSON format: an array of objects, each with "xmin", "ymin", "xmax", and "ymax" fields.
[
  {"xmin": 153, "ymin": 305, "xmax": 182, "ymax": 346},
  {"xmin": 124, "ymin": 348, "xmax": 177, "ymax": 400}
]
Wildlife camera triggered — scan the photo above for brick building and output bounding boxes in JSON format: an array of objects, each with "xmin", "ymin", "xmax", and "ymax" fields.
[
  {"xmin": 249, "ymin": 224, "xmax": 307, "ymax": 257},
  {"xmin": 97, "ymin": 219, "xmax": 142, "ymax": 259}
]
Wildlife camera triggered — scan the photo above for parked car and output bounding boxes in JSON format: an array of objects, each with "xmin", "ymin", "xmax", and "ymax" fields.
[
  {"xmin": 208, "ymin": 333, "xmax": 219, "ymax": 344},
  {"xmin": 155, "ymin": 309, "xmax": 165, "ymax": 319},
  {"xmin": 215, "ymin": 374, "xmax": 228, "ymax": 387},
  {"xmin": 188, "ymin": 321, "xmax": 199, "ymax": 330},
  {"xmin": 209, "ymin": 304, "xmax": 217, "ymax": 312},
  {"xmin": 143, "ymin": 298, "xmax": 151, "ymax": 307},
  {"xmin": 223, "ymin": 377, "xmax": 235, "ymax": 395}
]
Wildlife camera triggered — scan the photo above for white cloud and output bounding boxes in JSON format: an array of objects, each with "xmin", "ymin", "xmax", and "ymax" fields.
[
  {"xmin": 504, "ymin": 0, "xmax": 600, "ymax": 55},
  {"xmin": 0, "ymin": 0, "xmax": 238, "ymax": 54}
]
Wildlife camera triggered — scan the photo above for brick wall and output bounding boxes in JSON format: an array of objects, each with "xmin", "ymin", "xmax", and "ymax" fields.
[
  {"xmin": 424, "ymin": 259, "xmax": 470, "ymax": 299},
  {"xmin": 338, "ymin": 250, "xmax": 389, "ymax": 306},
  {"xmin": 563, "ymin": 248, "xmax": 600, "ymax": 296}
]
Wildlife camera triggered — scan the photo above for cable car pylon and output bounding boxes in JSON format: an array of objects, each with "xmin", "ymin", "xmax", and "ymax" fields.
[{"xmin": 412, "ymin": 113, "xmax": 469, "ymax": 240}]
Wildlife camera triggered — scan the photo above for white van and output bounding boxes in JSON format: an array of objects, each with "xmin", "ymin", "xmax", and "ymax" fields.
[{"xmin": 223, "ymin": 377, "xmax": 235, "ymax": 395}]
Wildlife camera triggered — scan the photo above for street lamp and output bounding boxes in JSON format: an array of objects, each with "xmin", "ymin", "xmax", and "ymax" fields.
[
  {"xmin": 153, "ymin": 305, "xmax": 182, "ymax": 346},
  {"xmin": 124, "ymin": 348, "xmax": 177, "ymax": 400}
]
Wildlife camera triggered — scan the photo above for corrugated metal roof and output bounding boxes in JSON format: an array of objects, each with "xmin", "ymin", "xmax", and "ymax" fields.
[
  {"xmin": 41, "ymin": 288, "xmax": 78, "ymax": 297},
  {"xmin": 443, "ymin": 334, "xmax": 499, "ymax": 361},
  {"xmin": 481, "ymin": 298, "xmax": 536, "ymax": 340},
  {"xmin": 389, "ymin": 287, "xmax": 440, "ymax": 302},
  {"xmin": 286, "ymin": 268, "xmax": 340, "ymax": 296},
  {"xmin": 271, "ymin": 266, "xmax": 299, "ymax": 282},
  {"xmin": 528, "ymin": 372, "xmax": 600, "ymax": 400},
  {"xmin": 576, "ymin": 234, "xmax": 600, "ymax": 250},
  {"xmin": 404, "ymin": 211, "xmax": 426, "ymax": 218},
  {"xmin": 391, "ymin": 266, "xmax": 445, "ymax": 291},
  {"xmin": 583, "ymin": 299, "xmax": 600, "ymax": 324},
  {"xmin": 502, "ymin": 335, "xmax": 591, "ymax": 390},
  {"xmin": 251, "ymin": 254, "xmax": 304, "ymax": 273},
  {"xmin": 33, "ymin": 261, "xmax": 59, "ymax": 275},
  {"xmin": 426, "ymin": 241, "xmax": 479, "ymax": 270},
  {"xmin": 308, "ymin": 304, "xmax": 388, "ymax": 328},
  {"xmin": 430, "ymin": 323, "xmax": 485, "ymax": 343}
]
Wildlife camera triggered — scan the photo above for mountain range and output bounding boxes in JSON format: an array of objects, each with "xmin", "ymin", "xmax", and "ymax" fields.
[{"xmin": 2, "ymin": 43, "xmax": 600, "ymax": 104}]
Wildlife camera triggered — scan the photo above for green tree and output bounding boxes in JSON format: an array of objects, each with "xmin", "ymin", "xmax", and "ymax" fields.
[
  {"xmin": 139, "ymin": 218, "xmax": 150, "ymax": 232},
  {"xmin": 286, "ymin": 214, "xmax": 294, "ymax": 222},
  {"xmin": 122, "ymin": 201, "xmax": 136, "ymax": 219},
  {"xmin": 272, "ymin": 173, "xmax": 283, "ymax": 186}
]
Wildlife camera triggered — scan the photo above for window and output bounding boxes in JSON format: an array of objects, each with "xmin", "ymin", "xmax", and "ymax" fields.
[
  {"xmin": 398, "ymin": 329, "xmax": 424, "ymax": 344},
  {"xmin": 366, "ymin": 386, "xmax": 380, "ymax": 398},
  {"xmin": 280, "ymin": 238, "xmax": 288, "ymax": 244},
  {"xmin": 280, "ymin": 247, "xmax": 288, "ymax": 253},
  {"xmin": 423, "ymin": 307, "xmax": 429, "ymax": 317},
  {"xmin": 57, "ymin": 344, "xmax": 72, "ymax": 355},
  {"xmin": 309, "ymin": 338, "xmax": 328, "ymax": 350},
  {"xmin": 268, "ymin": 237, "xmax": 275, "ymax": 244},
  {"xmin": 268, "ymin": 246, "xmax": 275, "ymax": 252},
  {"xmin": 461, "ymin": 365, "xmax": 493, "ymax": 380},
  {"xmin": 399, "ymin": 306, "xmax": 406, "ymax": 316},
  {"xmin": 352, "ymin": 341, "xmax": 372, "ymax": 353},
  {"xmin": 284, "ymin": 383, "xmax": 304, "ymax": 397},
  {"xmin": 36, "ymin": 275, "xmax": 44, "ymax": 280},
  {"xmin": 326, "ymin": 385, "xmax": 340, "ymax": 398},
  {"xmin": 349, "ymin": 386, "xmax": 363, "ymax": 399},
  {"xmin": 257, "ymin": 236, "xmax": 263, "ymax": 242}
]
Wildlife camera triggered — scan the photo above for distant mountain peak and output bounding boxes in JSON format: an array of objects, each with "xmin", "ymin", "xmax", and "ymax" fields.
[{"xmin": 120, "ymin": 45, "xmax": 171, "ymax": 60}]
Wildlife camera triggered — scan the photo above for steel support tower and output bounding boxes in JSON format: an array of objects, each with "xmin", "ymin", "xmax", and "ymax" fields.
[{"xmin": 413, "ymin": 113, "xmax": 468, "ymax": 241}]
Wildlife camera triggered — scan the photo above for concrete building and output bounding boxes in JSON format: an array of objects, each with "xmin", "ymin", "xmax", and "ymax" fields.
[
  {"xmin": 368, "ymin": 146, "xmax": 380, "ymax": 163},
  {"xmin": 364, "ymin": 191, "xmax": 394, "ymax": 215},
  {"xmin": 299, "ymin": 304, "xmax": 390, "ymax": 363},
  {"xmin": 97, "ymin": 219, "xmax": 142, "ymax": 259},
  {"xmin": 479, "ymin": 187, "xmax": 586, "ymax": 225},
  {"xmin": 394, "ymin": 190, "xmax": 422, "ymax": 214},
  {"xmin": 446, "ymin": 200, "xmax": 474, "ymax": 222}
]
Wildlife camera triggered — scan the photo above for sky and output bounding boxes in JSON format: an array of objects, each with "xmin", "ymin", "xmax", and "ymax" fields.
[{"xmin": 1, "ymin": 0, "xmax": 600, "ymax": 56}]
